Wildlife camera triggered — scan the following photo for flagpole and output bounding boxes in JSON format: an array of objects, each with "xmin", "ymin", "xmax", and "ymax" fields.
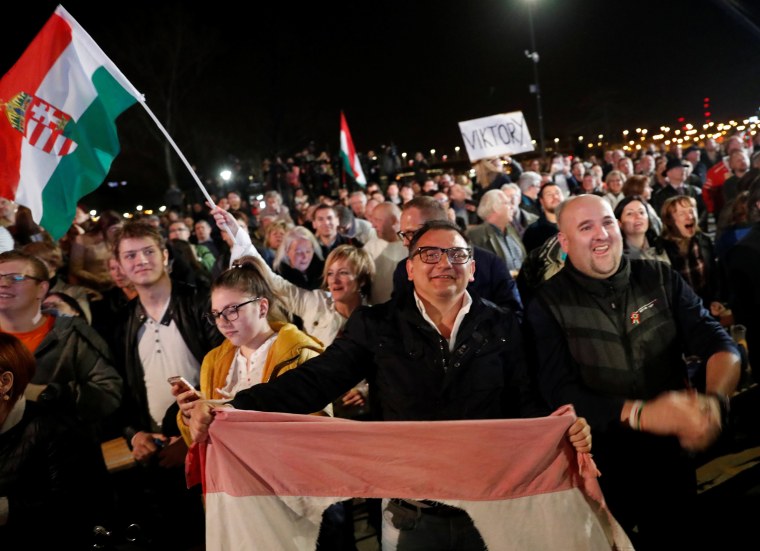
[{"xmin": 137, "ymin": 102, "xmax": 237, "ymax": 240}]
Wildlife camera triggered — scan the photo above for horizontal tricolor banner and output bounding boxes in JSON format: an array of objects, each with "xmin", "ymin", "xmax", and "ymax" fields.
[{"xmin": 188, "ymin": 406, "xmax": 631, "ymax": 550}]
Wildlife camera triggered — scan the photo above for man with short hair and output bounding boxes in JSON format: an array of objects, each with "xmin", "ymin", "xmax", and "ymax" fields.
[
  {"xmin": 348, "ymin": 190, "xmax": 368, "ymax": 219},
  {"xmin": 0, "ymin": 250, "xmax": 122, "ymax": 434},
  {"xmin": 113, "ymin": 221, "xmax": 223, "ymax": 546},
  {"xmin": 386, "ymin": 183, "xmax": 402, "ymax": 206},
  {"xmin": 522, "ymin": 182, "xmax": 564, "ymax": 253},
  {"xmin": 526, "ymin": 194, "xmax": 740, "ymax": 549},
  {"xmin": 468, "ymin": 190, "xmax": 525, "ymax": 277},
  {"xmin": 564, "ymin": 161, "xmax": 585, "ymax": 195},
  {"xmin": 703, "ymin": 135, "xmax": 745, "ymax": 216},
  {"xmin": 721, "ymin": 148, "xmax": 750, "ymax": 204},
  {"xmin": 392, "ymin": 196, "xmax": 522, "ymax": 315},
  {"xmin": 193, "ymin": 218, "xmax": 222, "ymax": 259},
  {"xmin": 312, "ymin": 203, "xmax": 357, "ymax": 257},
  {"xmin": 501, "ymin": 182, "xmax": 538, "ymax": 237},
  {"xmin": 168, "ymin": 221, "xmax": 215, "ymax": 271},
  {"xmin": 115, "ymin": 221, "xmax": 222, "ymax": 457},
  {"xmin": 335, "ymin": 204, "xmax": 376, "ymax": 246},
  {"xmin": 683, "ymin": 145, "xmax": 707, "ymax": 186},
  {"xmin": 366, "ymin": 202, "xmax": 407, "ymax": 304},
  {"xmin": 651, "ymin": 157, "xmax": 706, "ymax": 228},
  {"xmin": 517, "ymin": 171, "xmax": 542, "ymax": 216}
]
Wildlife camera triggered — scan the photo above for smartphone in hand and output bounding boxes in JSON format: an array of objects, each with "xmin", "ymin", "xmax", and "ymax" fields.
[{"xmin": 167, "ymin": 376, "xmax": 201, "ymax": 397}]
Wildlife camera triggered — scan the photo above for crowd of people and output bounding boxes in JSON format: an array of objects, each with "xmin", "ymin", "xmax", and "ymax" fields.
[{"xmin": 0, "ymin": 130, "xmax": 757, "ymax": 550}]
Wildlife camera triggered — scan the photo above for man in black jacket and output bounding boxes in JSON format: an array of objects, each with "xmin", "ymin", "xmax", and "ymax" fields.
[
  {"xmin": 112, "ymin": 221, "xmax": 223, "ymax": 547},
  {"xmin": 526, "ymin": 195, "xmax": 740, "ymax": 550},
  {"xmin": 190, "ymin": 219, "xmax": 589, "ymax": 551}
]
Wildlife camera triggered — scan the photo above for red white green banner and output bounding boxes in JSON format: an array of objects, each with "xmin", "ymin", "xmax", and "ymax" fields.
[
  {"xmin": 0, "ymin": 5, "xmax": 142, "ymax": 240},
  {"xmin": 339, "ymin": 111, "xmax": 366, "ymax": 187}
]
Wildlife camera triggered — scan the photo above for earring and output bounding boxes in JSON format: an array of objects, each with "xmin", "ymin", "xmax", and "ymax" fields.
[{"xmin": 1, "ymin": 393, "xmax": 9, "ymax": 401}]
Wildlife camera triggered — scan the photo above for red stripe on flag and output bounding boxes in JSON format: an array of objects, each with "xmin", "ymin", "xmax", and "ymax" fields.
[
  {"xmin": 340, "ymin": 110, "xmax": 358, "ymax": 165},
  {"xmin": 0, "ymin": 12, "xmax": 72, "ymax": 198}
]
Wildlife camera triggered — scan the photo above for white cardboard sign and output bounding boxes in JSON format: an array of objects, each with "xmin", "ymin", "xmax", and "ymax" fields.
[{"xmin": 458, "ymin": 111, "xmax": 534, "ymax": 162}]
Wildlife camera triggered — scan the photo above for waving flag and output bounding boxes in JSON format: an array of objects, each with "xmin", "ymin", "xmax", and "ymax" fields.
[
  {"xmin": 187, "ymin": 407, "xmax": 632, "ymax": 551},
  {"xmin": 339, "ymin": 111, "xmax": 366, "ymax": 187},
  {"xmin": 0, "ymin": 5, "xmax": 143, "ymax": 240}
]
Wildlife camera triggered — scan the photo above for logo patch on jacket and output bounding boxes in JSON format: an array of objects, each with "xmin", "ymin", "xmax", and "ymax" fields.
[{"xmin": 630, "ymin": 299, "xmax": 658, "ymax": 325}]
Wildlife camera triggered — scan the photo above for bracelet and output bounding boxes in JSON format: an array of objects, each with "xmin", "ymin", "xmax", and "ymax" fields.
[
  {"xmin": 636, "ymin": 401, "xmax": 646, "ymax": 431},
  {"xmin": 628, "ymin": 400, "xmax": 645, "ymax": 431},
  {"xmin": 707, "ymin": 392, "xmax": 730, "ymax": 428}
]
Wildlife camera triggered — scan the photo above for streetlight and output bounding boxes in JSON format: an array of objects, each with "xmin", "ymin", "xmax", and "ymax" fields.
[{"xmin": 525, "ymin": 0, "xmax": 545, "ymax": 158}]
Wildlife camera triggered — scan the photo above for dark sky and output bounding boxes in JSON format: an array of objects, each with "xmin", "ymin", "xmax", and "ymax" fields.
[{"xmin": 2, "ymin": 0, "xmax": 760, "ymax": 209}]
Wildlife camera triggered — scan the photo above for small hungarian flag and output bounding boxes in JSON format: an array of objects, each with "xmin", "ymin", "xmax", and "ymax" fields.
[
  {"xmin": 339, "ymin": 111, "xmax": 366, "ymax": 187},
  {"xmin": 0, "ymin": 5, "xmax": 143, "ymax": 240}
]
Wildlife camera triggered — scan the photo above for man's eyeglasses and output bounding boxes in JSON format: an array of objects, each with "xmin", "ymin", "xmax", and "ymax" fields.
[
  {"xmin": 204, "ymin": 298, "xmax": 262, "ymax": 325},
  {"xmin": 0, "ymin": 273, "xmax": 43, "ymax": 284},
  {"xmin": 412, "ymin": 247, "xmax": 472, "ymax": 264},
  {"xmin": 397, "ymin": 230, "xmax": 418, "ymax": 242}
]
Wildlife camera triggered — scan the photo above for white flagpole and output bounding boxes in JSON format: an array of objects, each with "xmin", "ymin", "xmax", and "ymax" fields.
[{"xmin": 138, "ymin": 102, "xmax": 237, "ymax": 240}]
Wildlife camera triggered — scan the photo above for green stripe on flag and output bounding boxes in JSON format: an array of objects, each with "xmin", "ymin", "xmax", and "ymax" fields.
[{"xmin": 40, "ymin": 67, "xmax": 137, "ymax": 239}]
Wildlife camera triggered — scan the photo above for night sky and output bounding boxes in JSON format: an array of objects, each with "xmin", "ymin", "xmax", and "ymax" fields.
[{"xmin": 2, "ymin": 0, "xmax": 760, "ymax": 209}]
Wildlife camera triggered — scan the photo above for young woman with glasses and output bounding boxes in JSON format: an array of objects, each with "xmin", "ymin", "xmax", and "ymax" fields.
[{"xmin": 172, "ymin": 256, "xmax": 327, "ymax": 446}]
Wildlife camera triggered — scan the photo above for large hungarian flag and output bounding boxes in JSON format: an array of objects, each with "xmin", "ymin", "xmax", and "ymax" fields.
[
  {"xmin": 187, "ymin": 407, "xmax": 632, "ymax": 550},
  {"xmin": 0, "ymin": 5, "xmax": 142, "ymax": 240},
  {"xmin": 339, "ymin": 111, "xmax": 366, "ymax": 187}
]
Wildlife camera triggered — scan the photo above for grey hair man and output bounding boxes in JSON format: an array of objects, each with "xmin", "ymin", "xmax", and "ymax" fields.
[{"xmin": 517, "ymin": 171, "xmax": 542, "ymax": 216}]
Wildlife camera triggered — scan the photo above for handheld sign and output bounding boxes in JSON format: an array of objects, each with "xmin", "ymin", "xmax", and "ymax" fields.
[{"xmin": 458, "ymin": 112, "xmax": 534, "ymax": 162}]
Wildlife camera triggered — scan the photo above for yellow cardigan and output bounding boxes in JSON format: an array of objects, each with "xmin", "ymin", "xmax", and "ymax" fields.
[{"xmin": 178, "ymin": 321, "xmax": 325, "ymax": 445}]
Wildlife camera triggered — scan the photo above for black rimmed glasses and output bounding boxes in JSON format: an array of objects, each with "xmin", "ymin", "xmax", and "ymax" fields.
[
  {"xmin": 412, "ymin": 246, "xmax": 472, "ymax": 264},
  {"xmin": 204, "ymin": 298, "xmax": 262, "ymax": 325},
  {"xmin": 0, "ymin": 273, "xmax": 44, "ymax": 284},
  {"xmin": 397, "ymin": 230, "xmax": 418, "ymax": 242}
]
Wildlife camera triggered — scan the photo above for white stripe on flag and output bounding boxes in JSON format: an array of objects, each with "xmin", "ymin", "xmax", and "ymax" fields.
[{"xmin": 193, "ymin": 408, "xmax": 633, "ymax": 551}]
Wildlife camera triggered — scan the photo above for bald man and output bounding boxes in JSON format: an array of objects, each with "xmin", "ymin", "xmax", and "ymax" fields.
[{"xmin": 525, "ymin": 195, "xmax": 740, "ymax": 549}]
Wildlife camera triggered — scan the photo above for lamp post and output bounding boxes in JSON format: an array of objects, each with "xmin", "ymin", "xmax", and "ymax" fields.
[{"xmin": 525, "ymin": 0, "xmax": 545, "ymax": 158}]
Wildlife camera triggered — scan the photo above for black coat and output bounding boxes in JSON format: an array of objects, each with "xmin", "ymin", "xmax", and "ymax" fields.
[
  {"xmin": 114, "ymin": 281, "xmax": 223, "ymax": 440},
  {"xmin": 232, "ymin": 288, "xmax": 545, "ymax": 421},
  {"xmin": 0, "ymin": 401, "xmax": 112, "ymax": 547}
]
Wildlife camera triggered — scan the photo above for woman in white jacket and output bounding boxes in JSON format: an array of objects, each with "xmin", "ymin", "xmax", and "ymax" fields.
[{"xmin": 211, "ymin": 206, "xmax": 375, "ymax": 348}]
